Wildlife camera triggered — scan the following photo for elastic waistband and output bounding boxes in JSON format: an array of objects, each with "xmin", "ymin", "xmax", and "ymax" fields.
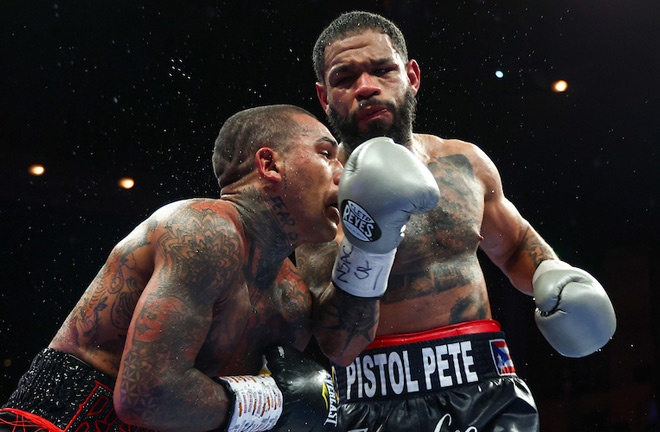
[
  {"xmin": 334, "ymin": 323, "xmax": 516, "ymax": 404},
  {"xmin": 367, "ymin": 320, "xmax": 502, "ymax": 349}
]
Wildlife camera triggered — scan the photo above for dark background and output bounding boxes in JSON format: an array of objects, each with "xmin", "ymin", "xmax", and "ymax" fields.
[{"xmin": 1, "ymin": 1, "xmax": 659, "ymax": 430}]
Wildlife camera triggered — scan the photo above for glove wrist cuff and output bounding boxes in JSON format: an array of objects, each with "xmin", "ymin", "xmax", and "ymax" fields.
[
  {"xmin": 331, "ymin": 237, "xmax": 396, "ymax": 297},
  {"xmin": 532, "ymin": 259, "xmax": 572, "ymax": 285},
  {"xmin": 214, "ymin": 375, "xmax": 283, "ymax": 432}
]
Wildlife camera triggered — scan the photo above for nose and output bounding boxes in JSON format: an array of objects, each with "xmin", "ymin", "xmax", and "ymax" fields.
[{"xmin": 354, "ymin": 72, "xmax": 380, "ymax": 101}]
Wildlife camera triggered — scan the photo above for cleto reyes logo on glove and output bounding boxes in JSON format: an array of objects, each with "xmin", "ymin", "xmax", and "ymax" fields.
[{"xmin": 341, "ymin": 200, "xmax": 382, "ymax": 243}]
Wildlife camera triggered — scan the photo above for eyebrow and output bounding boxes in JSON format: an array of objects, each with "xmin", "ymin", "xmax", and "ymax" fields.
[
  {"xmin": 317, "ymin": 136, "xmax": 339, "ymax": 147},
  {"xmin": 372, "ymin": 57, "xmax": 396, "ymax": 66},
  {"xmin": 329, "ymin": 57, "xmax": 395, "ymax": 76}
]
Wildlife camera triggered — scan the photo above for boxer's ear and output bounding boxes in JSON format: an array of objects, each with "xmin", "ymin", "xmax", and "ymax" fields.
[
  {"xmin": 316, "ymin": 82, "xmax": 330, "ymax": 116},
  {"xmin": 405, "ymin": 59, "xmax": 421, "ymax": 96},
  {"xmin": 256, "ymin": 147, "xmax": 282, "ymax": 183}
]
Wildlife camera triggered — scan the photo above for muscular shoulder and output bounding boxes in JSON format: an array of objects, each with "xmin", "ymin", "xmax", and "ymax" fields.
[
  {"xmin": 148, "ymin": 198, "xmax": 237, "ymax": 222},
  {"xmin": 414, "ymin": 133, "xmax": 502, "ymax": 197},
  {"xmin": 145, "ymin": 198, "xmax": 246, "ymax": 282},
  {"xmin": 414, "ymin": 133, "xmax": 490, "ymax": 162},
  {"xmin": 147, "ymin": 199, "xmax": 242, "ymax": 235}
]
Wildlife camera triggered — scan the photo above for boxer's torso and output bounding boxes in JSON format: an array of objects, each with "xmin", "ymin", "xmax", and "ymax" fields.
[
  {"xmin": 49, "ymin": 198, "xmax": 312, "ymax": 378},
  {"xmin": 337, "ymin": 134, "xmax": 494, "ymax": 336},
  {"xmin": 296, "ymin": 134, "xmax": 493, "ymax": 335}
]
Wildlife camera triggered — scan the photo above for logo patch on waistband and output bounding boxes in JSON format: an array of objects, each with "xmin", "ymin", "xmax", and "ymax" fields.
[{"xmin": 489, "ymin": 339, "xmax": 516, "ymax": 375}]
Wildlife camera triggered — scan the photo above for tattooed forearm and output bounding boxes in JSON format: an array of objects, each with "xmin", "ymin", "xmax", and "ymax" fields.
[
  {"xmin": 118, "ymin": 292, "xmax": 213, "ymax": 427},
  {"xmin": 521, "ymin": 226, "xmax": 558, "ymax": 268},
  {"xmin": 317, "ymin": 294, "xmax": 378, "ymax": 351}
]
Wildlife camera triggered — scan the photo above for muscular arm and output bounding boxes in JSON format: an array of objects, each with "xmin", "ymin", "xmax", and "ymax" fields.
[
  {"xmin": 114, "ymin": 205, "xmax": 241, "ymax": 432},
  {"xmin": 296, "ymin": 240, "xmax": 379, "ymax": 367},
  {"xmin": 476, "ymin": 149, "xmax": 557, "ymax": 295}
]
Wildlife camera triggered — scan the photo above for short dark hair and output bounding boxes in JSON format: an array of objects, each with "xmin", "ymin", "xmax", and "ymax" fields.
[
  {"xmin": 212, "ymin": 104, "xmax": 316, "ymax": 189},
  {"xmin": 312, "ymin": 11, "xmax": 409, "ymax": 84}
]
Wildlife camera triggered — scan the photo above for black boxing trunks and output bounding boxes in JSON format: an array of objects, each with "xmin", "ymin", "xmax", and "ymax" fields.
[
  {"xmin": 0, "ymin": 348, "xmax": 155, "ymax": 432},
  {"xmin": 333, "ymin": 320, "xmax": 539, "ymax": 432}
]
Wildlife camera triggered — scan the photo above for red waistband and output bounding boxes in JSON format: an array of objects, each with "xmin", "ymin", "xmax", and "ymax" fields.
[{"xmin": 366, "ymin": 319, "xmax": 502, "ymax": 349}]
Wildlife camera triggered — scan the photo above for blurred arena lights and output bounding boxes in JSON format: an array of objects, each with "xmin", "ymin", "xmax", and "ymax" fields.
[
  {"xmin": 28, "ymin": 164, "xmax": 45, "ymax": 176},
  {"xmin": 118, "ymin": 177, "xmax": 135, "ymax": 190},
  {"xmin": 552, "ymin": 79, "xmax": 568, "ymax": 93}
]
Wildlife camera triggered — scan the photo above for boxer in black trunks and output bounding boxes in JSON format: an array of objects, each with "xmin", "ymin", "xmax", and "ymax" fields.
[
  {"xmin": 1, "ymin": 105, "xmax": 342, "ymax": 432},
  {"xmin": 297, "ymin": 11, "xmax": 616, "ymax": 431}
]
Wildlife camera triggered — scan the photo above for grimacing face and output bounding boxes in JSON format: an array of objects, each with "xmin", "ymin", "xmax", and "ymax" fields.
[
  {"xmin": 279, "ymin": 114, "xmax": 342, "ymax": 245},
  {"xmin": 315, "ymin": 31, "xmax": 420, "ymax": 152}
]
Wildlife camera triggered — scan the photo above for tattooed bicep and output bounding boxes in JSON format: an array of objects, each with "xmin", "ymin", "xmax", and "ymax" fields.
[{"xmin": 154, "ymin": 206, "xmax": 243, "ymax": 296}]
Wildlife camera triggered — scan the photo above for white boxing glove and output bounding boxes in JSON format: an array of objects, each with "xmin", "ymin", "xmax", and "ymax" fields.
[
  {"xmin": 533, "ymin": 260, "xmax": 616, "ymax": 358},
  {"xmin": 332, "ymin": 137, "xmax": 440, "ymax": 297}
]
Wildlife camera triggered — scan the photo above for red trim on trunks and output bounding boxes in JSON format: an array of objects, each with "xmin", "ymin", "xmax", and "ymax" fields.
[
  {"xmin": 0, "ymin": 408, "xmax": 63, "ymax": 432},
  {"xmin": 367, "ymin": 319, "xmax": 502, "ymax": 349}
]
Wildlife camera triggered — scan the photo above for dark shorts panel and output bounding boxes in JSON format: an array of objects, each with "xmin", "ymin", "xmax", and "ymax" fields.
[
  {"xmin": 2, "ymin": 348, "xmax": 154, "ymax": 432},
  {"xmin": 333, "ymin": 322, "xmax": 540, "ymax": 432},
  {"xmin": 339, "ymin": 376, "xmax": 539, "ymax": 432}
]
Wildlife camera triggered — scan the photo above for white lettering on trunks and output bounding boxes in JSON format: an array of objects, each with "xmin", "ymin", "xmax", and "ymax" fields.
[
  {"xmin": 344, "ymin": 342, "xmax": 478, "ymax": 400},
  {"xmin": 433, "ymin": 414, "xmax": 478, "ymax": 432},
  {"xmin": 422, "ymin": 341, "xmax": 478, "ymax": 389}
]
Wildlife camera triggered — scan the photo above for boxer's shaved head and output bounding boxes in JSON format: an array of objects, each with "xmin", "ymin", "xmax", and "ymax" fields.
[{"xmin": 212, "ymin": 104, "xmax": 316, "ymax": 188}]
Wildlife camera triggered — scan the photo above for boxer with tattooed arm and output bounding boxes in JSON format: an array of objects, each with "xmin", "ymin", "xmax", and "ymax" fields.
[{"xmin": 1, "ymin": 105, "xmax": 341, "ymax": 432}]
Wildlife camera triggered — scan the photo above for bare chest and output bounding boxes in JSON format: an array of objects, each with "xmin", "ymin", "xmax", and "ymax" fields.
[
  {"xmin": 196, "ymin": 277, "xmax": 312, "ymax": 375},
  {"xmin": 382, "ymin": 153, "xmax": 490, "ymax": 324},
  {"xmin": 394, "ymin": 153, "xmax": 485, "ymax": 269}
]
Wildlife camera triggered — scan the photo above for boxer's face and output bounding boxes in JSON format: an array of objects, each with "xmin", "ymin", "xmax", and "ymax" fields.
[
  {"xmin": 316, "ymin": 31, "xmax": 420, "ymax": 152},
  {"xmin": 279, "ymin": 114, "xmax": 341, "ymax": 244}
]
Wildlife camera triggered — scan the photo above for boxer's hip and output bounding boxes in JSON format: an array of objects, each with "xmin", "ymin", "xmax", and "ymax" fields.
[{"xmin": 2, "ymin": 348, "xmax": 154, "ymax": 432}]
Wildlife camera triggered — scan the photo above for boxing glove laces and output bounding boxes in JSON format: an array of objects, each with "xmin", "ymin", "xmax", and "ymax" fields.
[
  {"xmin": 215, "ymin": 346, "xmax": 338, "ymax": 432},
  {"xmin": 332, "ymin": 137, "xmax": 440, "ymax": 297},
  {"xmin": 532, "ymin": 259, "xmax": 616, "ymax": 358}
]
